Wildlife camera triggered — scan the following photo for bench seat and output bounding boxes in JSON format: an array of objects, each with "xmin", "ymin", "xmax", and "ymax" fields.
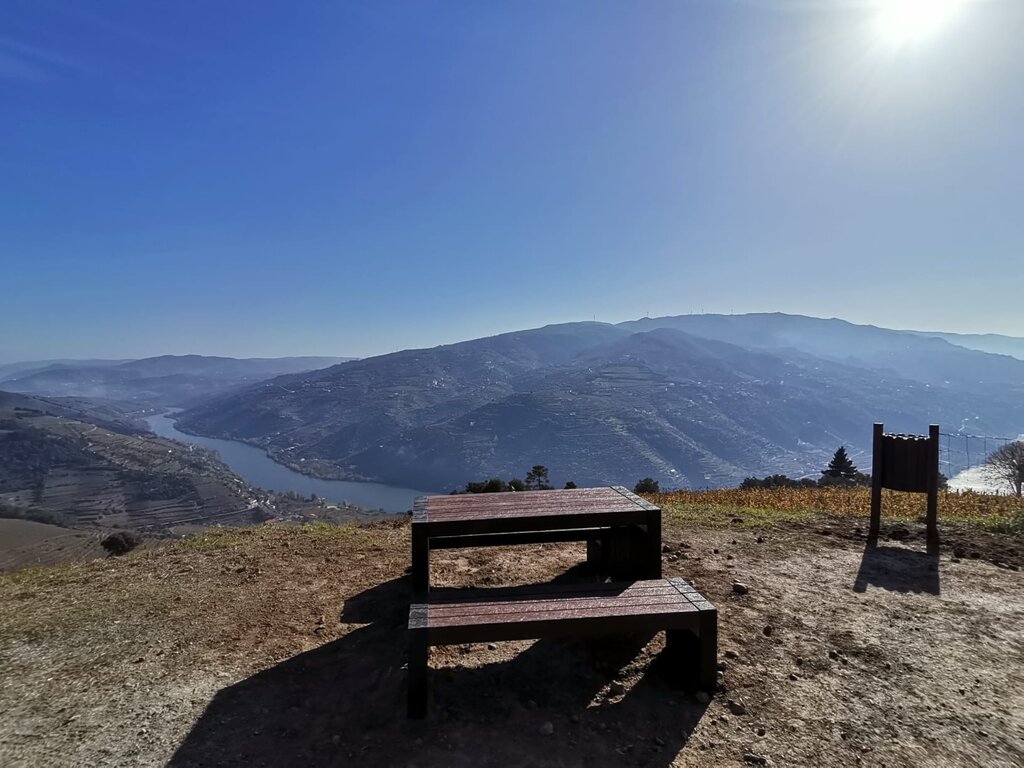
[{"xmin": 407, "ymin": 577, "xmax": 717, "ymax": 717}]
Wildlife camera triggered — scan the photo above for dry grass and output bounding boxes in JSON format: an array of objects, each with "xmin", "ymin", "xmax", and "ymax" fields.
[{"xmin": 650, "ymin": 486, "xmax": 1024, "ymax": 530}]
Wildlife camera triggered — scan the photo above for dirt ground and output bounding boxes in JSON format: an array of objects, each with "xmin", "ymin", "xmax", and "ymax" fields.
[
  {"xmin": 0, "ymin": 519, "xmax": 108, "ymax": 572},
  {"xmin": 0, "ymin": 515, "xmax": 1021, "ymax": 767}
]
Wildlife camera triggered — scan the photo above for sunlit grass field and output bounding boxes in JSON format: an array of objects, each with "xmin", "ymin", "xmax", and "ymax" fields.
[{"xmin": 649, "ymin": 487, "xmax": 1024, "ymax": 533}]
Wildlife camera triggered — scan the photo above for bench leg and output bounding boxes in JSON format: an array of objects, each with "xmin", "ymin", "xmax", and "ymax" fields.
[
  {"xmin": 697, "ymin": 609, "xmax": 718, "ymax": 692},
  {"xmin": 407, "ymin": 628, "xmax": 429, "ymax": 718},
  {"xmin": 665, "ymin": 612, "xmax": 717, "ymax": 692}
]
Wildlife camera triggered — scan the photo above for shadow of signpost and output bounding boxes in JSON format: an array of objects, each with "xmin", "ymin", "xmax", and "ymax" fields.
[
  {"xmin": 168, "ymin": 572, "xmax": 709, "ymax": 767},
  {"xmin": 853, "ymin": 540, "xmax": 941, "ymax": 595}
]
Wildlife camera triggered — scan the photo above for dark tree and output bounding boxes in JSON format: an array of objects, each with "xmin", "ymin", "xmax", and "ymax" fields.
[
  {"xmin": 508, "ymin": 478, "xmax": 526, "ymax": 492},
  {"xmin": 101, "ymin": 531, "xmax": 142, "ymax": 556},
  {"xmin": 822, "ymin": 446, "xmax": 858, "ymax": 479},
  {"xmin": 634, "ymin": 478, "xmax": 660, "ymax": 494},
  {"xmin": 525, "ymin": 465, "xmax": 551, "ymax": 491},
  {"xmin": 985, "ymin": 442, "xmax": 1024, "ymax": 497},
  {"xmin": 564, "ymin": 481, "xmax": 577, "ymax": 489}
]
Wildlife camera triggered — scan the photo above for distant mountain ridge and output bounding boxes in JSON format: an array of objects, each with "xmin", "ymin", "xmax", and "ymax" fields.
[
  {"xmin": 1, "ymin": 355, "xmax": 353, "ymax": 407},
  {"xmin": 618, "ymin": 314, "xmax": 1024, "ymax": 392},
  {"xmin": 0, "ymin": 359, "xmax": 131, "ymax": 381},
  {"xmin": 175, "ymin": 314, "xmax": 1024, "ymax": 491},
  {"xmin": 903, "ymin": 330, "xmax": 1024, "ymax": 361}
]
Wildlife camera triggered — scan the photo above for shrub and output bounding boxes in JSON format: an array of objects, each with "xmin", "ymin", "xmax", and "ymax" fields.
[
  {"xmin": 740, "ymin": 474, "xmax": 817, "ymax": 490},
  {"xmin": 634, "ymin": 478, "xmax": 660, "ymax": 494},
  {"xmin": 101, "ymin": 531, "xmax": 143, "ymax": 556}
]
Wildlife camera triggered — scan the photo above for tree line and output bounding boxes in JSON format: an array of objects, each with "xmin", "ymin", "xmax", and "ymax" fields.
[
  {"xmin": 453, "ymin": 465, "xmax": 577, "ymax": 494},
  {"xmin": 740, "ymin": 446, "xmax": 952, "ymax": 491},
  {"xmin": 450, "ymin": 439, "xmax": 1024, "ymax": 498}
]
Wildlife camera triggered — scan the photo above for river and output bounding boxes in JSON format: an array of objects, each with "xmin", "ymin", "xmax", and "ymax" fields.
[{"xmin": 144, "ymin": 411, "xmax": 432, "ymax": 513}]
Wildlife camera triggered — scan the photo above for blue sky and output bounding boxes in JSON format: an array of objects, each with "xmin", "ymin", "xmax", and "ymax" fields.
[{"xmin": 2, "ymin": 0, "xmax": 1022, "ymax": 361}]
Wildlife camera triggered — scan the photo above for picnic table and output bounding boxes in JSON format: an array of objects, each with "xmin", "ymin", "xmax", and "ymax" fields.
[
  {"xmin": 410, "ymin": 486, "xmax": 662, "ymax": 595},
  {"xmin": 406, "ymin": 486, "xmax": 717, "ymax": 717}
]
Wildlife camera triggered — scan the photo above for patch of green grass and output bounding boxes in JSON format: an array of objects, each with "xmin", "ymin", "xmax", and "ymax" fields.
[
  {"xmin": 181, "ymin": 521, "xmax": 381, "ymax": 553},
  {"xmin": 299, "ymin": 520, "xmax": 382, "ymax": 548},
  {"xmin": 0, "ymin": 561, "xmax": 81, "ymax": 590},
  {"xmin": 301, "ymin": 520, "xmax": 358, "ymax": 536},
  {"xmin": 987, "ymin": 507, "xmax": 1024, "ymax": 536},
  {"xmin": 180, "ymin": 526, "xmax": 255, "ymax": 552}
]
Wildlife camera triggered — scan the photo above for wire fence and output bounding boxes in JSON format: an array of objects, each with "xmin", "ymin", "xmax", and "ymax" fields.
[{"xmin": 939, "ymin": 431, "xmax": 1021, "ymax": 481}]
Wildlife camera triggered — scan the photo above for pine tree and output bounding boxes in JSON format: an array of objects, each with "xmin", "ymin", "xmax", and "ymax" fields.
[
  {"xmin": 524, "ymin": 465, "xmax": 551, "ymax": 491},
  {"xmin": 822, "ymin": 446, "xmax": 858, "ymax": 479}
]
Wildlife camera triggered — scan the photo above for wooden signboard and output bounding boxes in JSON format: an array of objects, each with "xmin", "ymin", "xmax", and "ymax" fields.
[{"xmin": 870, "ymin": 423, "xmax": 940, "ymax": 542}]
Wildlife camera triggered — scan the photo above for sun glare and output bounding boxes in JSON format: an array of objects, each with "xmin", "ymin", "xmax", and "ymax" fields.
[{"xmin": 876, "ymin": 0, "xmax": 966, "ymax": 46}]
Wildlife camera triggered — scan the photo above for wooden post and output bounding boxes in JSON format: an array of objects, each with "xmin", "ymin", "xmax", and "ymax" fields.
[
  {"xmin": 927, "ymin": 424, "xmax": 940, "ymax": 544},
  {"xmin": 870, "ymin": 422, "xmax": 884, "ymax": 539}
]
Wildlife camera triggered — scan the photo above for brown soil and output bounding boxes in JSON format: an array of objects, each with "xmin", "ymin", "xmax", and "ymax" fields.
[{"xmin": 0, "ymin": 516, "xmax": 1021, "ymax": 767}]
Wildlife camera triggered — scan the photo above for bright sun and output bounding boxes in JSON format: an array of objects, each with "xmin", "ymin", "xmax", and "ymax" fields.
[{"xmin": 876, "ymin": 0, "xmax": 966, "ymax": 46}]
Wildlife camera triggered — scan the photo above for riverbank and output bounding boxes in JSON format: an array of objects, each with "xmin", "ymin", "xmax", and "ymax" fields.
[{"xmin": 145, "ymin": 411, "xmax": 431, "ymax": 514}]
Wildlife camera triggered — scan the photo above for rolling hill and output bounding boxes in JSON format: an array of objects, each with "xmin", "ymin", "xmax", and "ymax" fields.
[
  {"xmin": 176, "ymin": 315, "xmax": 1024, "ymax": 490},
  {"xmin": 906, "ymin": 330, "xmax": 1024, "ymax": 361}
]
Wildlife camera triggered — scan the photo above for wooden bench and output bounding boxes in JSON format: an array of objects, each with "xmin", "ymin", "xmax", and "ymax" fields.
[
  {"xmin": 411, "ymin": 487, "xmax": 662, "ymax": 596},
  {"xmin": 407, "ymin": 577, "xmax": 717, "ymax": 717}
]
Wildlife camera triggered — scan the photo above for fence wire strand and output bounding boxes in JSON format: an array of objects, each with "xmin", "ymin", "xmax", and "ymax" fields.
[{"xmin": 939, "ymin": 431, "xmax": 1018, "ymax": 478}]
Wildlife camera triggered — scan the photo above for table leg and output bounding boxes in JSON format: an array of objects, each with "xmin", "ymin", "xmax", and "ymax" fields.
[
  {"xmin": 646, "ymin": 509, "xmax": 662, "ymax": 579},
  {"xmin": 411, "ymin": 525, "xmax": 429, "ymax": 597},
  {"xmin": 586, "ymin": 531, "xmax": 608, "ymax": 573}
]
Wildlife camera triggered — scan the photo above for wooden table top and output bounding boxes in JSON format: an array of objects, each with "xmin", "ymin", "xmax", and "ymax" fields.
[{"xmin": 412, "ymin": 485, "xmax": 659, "ymax": 525}]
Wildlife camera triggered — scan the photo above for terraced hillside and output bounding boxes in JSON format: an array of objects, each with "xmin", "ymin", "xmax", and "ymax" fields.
[{"xmin": 0, "ymin": 392, "xmax": 263, "ymax": 534}]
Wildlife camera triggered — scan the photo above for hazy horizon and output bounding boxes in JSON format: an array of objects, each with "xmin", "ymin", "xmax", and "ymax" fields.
[{"xmin": 2, "ymin": 309, "xmax": 1023, "ymax": 365}]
